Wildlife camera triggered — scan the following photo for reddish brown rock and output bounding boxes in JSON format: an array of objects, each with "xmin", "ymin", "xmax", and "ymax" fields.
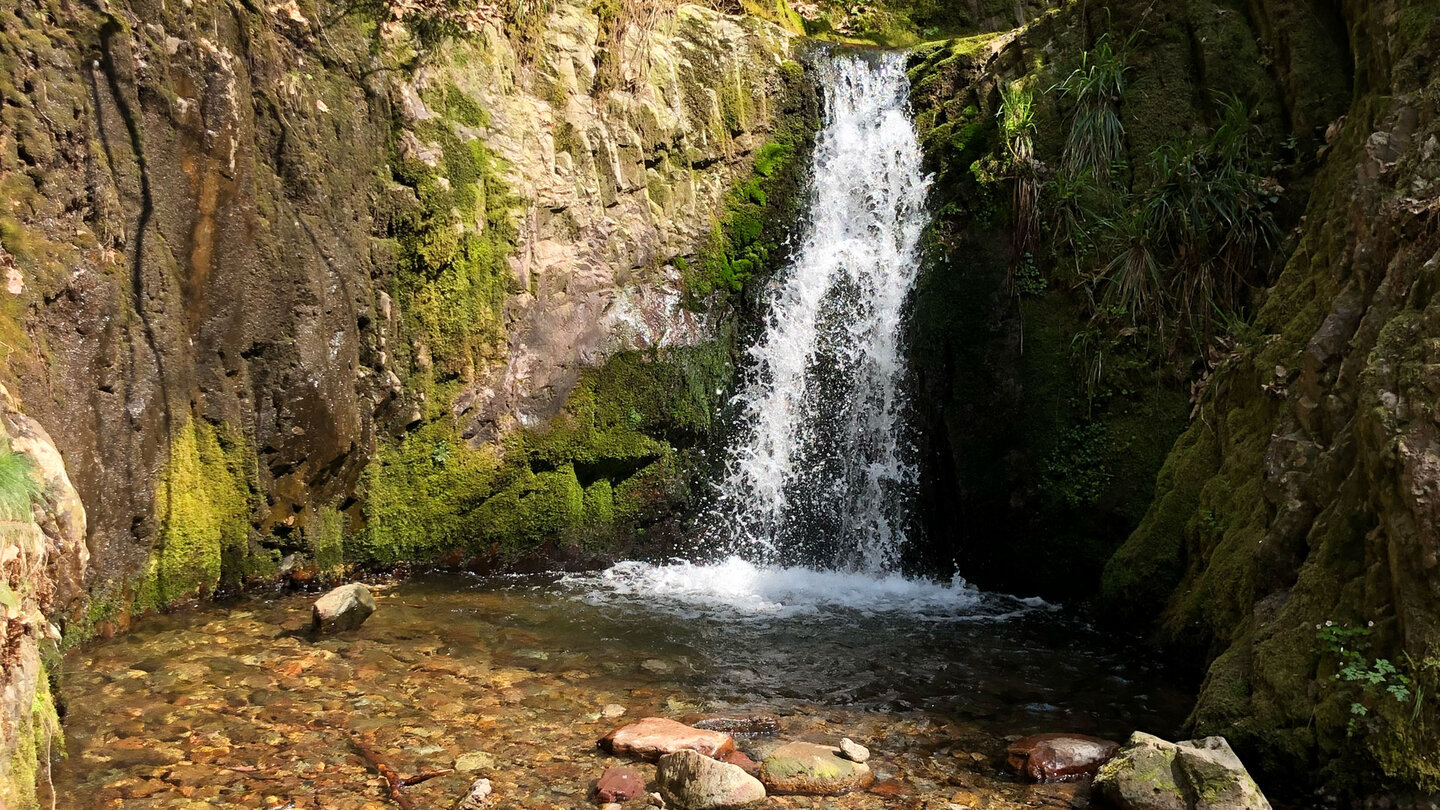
[
  {"xmin": 868, "ymin": 779, "xmax": 915, "ymax": 797},
  {"xmin": 721, "ymin": 750, "xmax": 761, "ymax": 776},
  {"xmin": 599, "ymin": 717, "xmax": 736, "ymax": 761},
  {"xmin": 1005, "ymin": 733, "xmax": 1119, "ymax": 782},
  {"xmin": 594, "ymin": 765, "xmax": 646, "ymax": 803}
]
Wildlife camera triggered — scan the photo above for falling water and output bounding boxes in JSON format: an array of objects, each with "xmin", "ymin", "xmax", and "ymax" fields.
[
  {"xmin": 708, "ymin": 49, "xmax": 930, "ymax": 573},
  {"xmin": 573, "ymin": 50, "xmax": 1003, "ymax": 615}
]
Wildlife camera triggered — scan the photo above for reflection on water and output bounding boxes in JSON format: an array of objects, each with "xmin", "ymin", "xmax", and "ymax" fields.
[{"xmin": 53, "ymin": 571, "xmax": 1189, "ymax": 808}]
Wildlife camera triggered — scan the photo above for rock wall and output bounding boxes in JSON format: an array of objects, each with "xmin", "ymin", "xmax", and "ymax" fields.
[
  {"xmin": 1102, "ymin": 0, "xmax": 1440, "ymax": 792},
  {"xmin": 0, "ymin": 0, "xmax": 812, "ymax": 627}
]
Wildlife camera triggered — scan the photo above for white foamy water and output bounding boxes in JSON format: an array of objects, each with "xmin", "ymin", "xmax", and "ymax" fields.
[
  {"xmin": 564, "ymin": 558, "xmax": 1047, "ymax": 621},
  {"xmin": 706, "ymin": 49, "xmax": 931, "ymax": 572}
]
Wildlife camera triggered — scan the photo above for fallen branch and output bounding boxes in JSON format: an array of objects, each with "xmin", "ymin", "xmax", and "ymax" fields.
[
  {"xmin": 347, "ymin": 731, "xmax": 416, "ymax": 810},
  {"xmin": 401, "ymin": 767, "xmax": 454, "ymax": 786}
]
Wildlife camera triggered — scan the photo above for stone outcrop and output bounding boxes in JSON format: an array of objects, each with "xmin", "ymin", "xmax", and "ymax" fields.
[
  {"xmin": 758, "ymin": 741, "xmax": 874, "ymax": 795},
  {"xmin": 599, "ymin": 717, "xmax": 736, "ymax": 761},
  {"xmin": 1006, "ymin": 733, "xmax": 1118, "ymax": 782},
  {"xmin": 311, "ymin": 582, "xmax": 376, "ymax": 632},
  {"xmin": 1094, "ymin": 733, "xmax": 1271, "ymax": 810},
  {"xmin": 0, "ymin": 386, "xmax": 88, "ymax": 808}
]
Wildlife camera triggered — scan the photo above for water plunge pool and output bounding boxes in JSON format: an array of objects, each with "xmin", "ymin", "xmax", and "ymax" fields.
[{"xmin": 53, "ymin": 564, "xmax": 1189, "ymax": 808}]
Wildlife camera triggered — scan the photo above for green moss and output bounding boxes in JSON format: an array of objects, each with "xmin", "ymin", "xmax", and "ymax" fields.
[
  {"xmin": 390, "ymin": 111, "xmax": 518, "ymax": 383},
  {"xmin": 685, "ymin": 139, "xmax": 799, "ymax": 298},
  {"xmin": 0, "ymin": 658, "xmax": 61, "ymax": 810},
  {"xmin": 135, "ymin": 419, "xmax": 255, "ymax": 611},
  {"xmin": 359, "ymin": 334, "xmax": 737, "ymax": 564},
  {"xmin": 1101, "ymin": 416, "xmax": 1220, "ymax": 615},
  {"xmin": 357, "ymin": 418, "xmax": 504, "ymax": 564},
  {"xmin": 307, "ymin": 506, "xmax": 347, "ymax": 578},
  {"xmin": 680, "ymin": 60, "xmax": 816, "ymax": 302}
]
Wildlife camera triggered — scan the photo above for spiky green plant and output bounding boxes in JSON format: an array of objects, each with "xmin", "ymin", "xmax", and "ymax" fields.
[
  {"xmin": 1095, "ymin": 94, "xmax": 1280, "ymax": 343},
  {"xmin": 1056, "ymin": 35, "xmax": 1129, "ymax": 185},
  {"xmin": 1000, "ymin": 80, "xmax": 1040, "ymax": 292},
  {"xmin": 0, "ymin": 439, "xmax": 40, "ymax": 523}
]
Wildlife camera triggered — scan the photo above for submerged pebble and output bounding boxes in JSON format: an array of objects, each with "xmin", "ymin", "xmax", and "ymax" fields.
[{"xmin": 52, "ymin": 574, "xmax": 1186, "ymax": 809}]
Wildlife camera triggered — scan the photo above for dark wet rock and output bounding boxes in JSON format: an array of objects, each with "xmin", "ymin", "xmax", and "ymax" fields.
[
  {"xmin": 600, "ymin": 717, "xmax": 735, "ymax": 761},
  {"xmin": 311, "ymin": 583, "xmax": 376, "ymax": 632},
  {"xmin": 759, "ymin": 741, "xmax": 874, "ymax": 796},
  {"xmin": 837, "ymin": 737, "xmax": 870, "ymax": 763},
  {"xmin": 455, "ymin": 777, "xmax": 494, "ymax": 810},
  {"xmin": 1005, "ymin": 732, "xmax": 1118, "ymax": 782},
  {"xmin": 594, "ymin": 765, "xmax": 646, "ymax": 803},
  {"xmin": 1094, "ymin": 733, "xmax": 1271, "ymax": 810},
  {"xmin": 656, "ymin": 750, "xmax": 766, "ymax": 810},
  {"xmin": 690, "ymin": 715, "xmax": 780, "ymax": 737}
]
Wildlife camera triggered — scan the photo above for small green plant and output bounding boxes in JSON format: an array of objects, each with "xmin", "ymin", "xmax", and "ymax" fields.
[
  {"xmin": 0, "ymin": 439, "xmax": 39, "ymax": 522},
  {"xmin": 1091, "ymin": 94, "xmax": 1280, "ymax": 345},
  {"xmin": 1318, "ymin": 622, "xmax": 1421, "ymax": 732},
  {"xmin": 999, "ymin": 80, "xmax": 1040, "ymax": 292},
  {"xmin": 1014, "ymin": 252, "xmax": 1046, "ymax": 296}
]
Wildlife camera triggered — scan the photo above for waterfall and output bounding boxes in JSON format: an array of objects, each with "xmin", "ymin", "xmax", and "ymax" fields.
[
  {"xmin": 708, "ymin": 49, "xmax": 930, "ymax": 573},
  {"xmin": 571, "ymin": 50, "xmax": 992, "ymax": 615}
]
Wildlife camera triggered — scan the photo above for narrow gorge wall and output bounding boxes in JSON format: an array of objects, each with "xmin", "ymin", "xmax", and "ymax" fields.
[
  {"xmin": 0, "ymin": 0, "xmax": 814, "ymax": 625},
  {"xmin": 1102, "ymin": 0, "xmax": 1440, "ymax": 791},
  {"xmin": 904, "ymin": 0, "xmax": 1440, "ymax": 793}
]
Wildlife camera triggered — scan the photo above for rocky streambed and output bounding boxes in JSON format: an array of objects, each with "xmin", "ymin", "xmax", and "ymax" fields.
[{"xmin": 52, "ymin": 571, "xmax": 1194, "ymax": 808}]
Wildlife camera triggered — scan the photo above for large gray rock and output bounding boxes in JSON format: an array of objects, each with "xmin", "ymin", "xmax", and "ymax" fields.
[
  {"xmin": 311, "ymin": 583, "xmax": 376, "ymax": 632},
  {"xmin": 1094, "ymin": 732, "xmax": 1271, "ymax": 810},
  {"xmin": 656, "ymin": 750, "xmax": 766, "ymax": 810}
]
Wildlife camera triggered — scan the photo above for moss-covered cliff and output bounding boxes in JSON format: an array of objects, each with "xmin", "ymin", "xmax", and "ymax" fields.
[
  {"xmin": 906, "ymin": 0, "xmax": 1440, "ymax": 794},
  {"xmin": 0, "ymin": 0, "xmax": 817, "ymax": 623},
  {"xmin": 1102, "ymin": 0, "xmax": 1440, "ymax": 793},
  {"xmin": 903, "ymin": 0, "xmax": 1342, "ymax": 597},
  {"xmin": 0, "ymin": 0, "xmax": 817, "ymax": 801}
]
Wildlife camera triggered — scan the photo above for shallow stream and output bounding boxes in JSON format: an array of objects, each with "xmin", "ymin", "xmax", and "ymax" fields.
[{"xmin": 54, "ymin": 562, "xmax": 1190, "ymax": 809}]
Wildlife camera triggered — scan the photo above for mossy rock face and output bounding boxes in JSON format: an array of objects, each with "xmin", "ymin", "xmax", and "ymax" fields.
[{"xmin": 1098, "ymin": 0, "xmax": 1440, "ymax": 795}]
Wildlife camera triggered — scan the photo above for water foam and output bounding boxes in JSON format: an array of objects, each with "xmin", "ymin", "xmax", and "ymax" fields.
[{"xmin": 564, "ymin": 558, "xmax": 1047, "ymax": 621}]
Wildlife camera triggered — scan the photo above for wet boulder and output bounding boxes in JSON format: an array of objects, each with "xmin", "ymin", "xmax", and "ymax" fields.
[
  {"xmin": 311, "ymin": 583, "xmax": 376, "ymax": 632},
  {"xmin": 599, "ymin": 717, "xmax": 735, "ymax": 761},
  {"xmin": 1005, "ymin": 732, "xmax": 1118, "ymax": 782},
  {"xmin": 759, "ymin": 741, "xmax": 874, "ymax": 795},
  {"xmin": 1094, "ymin": 732, "xmax": 1271, "ymax": 810},
  {"xmin": 838, "ymin": 738, "xmax": 870, "ymax": 763},
  {"xmin": 594, "ymin": 765, "xmax": 646, "ymax": 803},
  {"xmin": 690, "ymin": 715, "xmax": 780, "ymax": 736},
  {"xmin": 455, "ymin": 777, "xmax": 494, "ymax": 810},
  {"xmin": 656, "ymin": 750, "xmax": 766, "ymax": 809}
]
